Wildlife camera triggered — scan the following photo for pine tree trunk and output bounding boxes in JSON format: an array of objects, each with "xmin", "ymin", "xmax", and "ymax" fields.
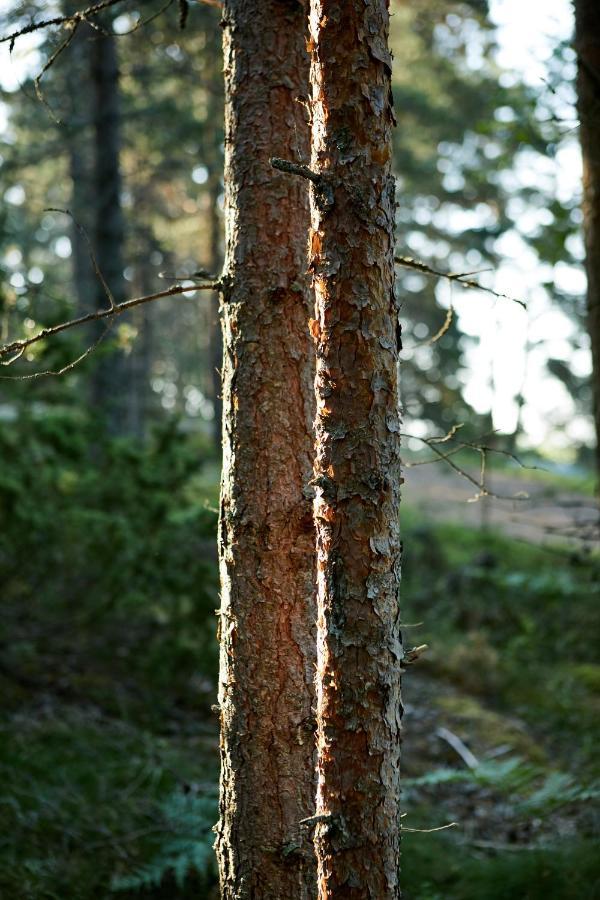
[
  {"xmin": 308, "ymin": 1, "xmax": 402, "ymax": 896},
  {"xmin": 90, "ymin": 27, "xmax": 128, "ymax": 435},
  {"xmin": 575, "ymin": 0, "xmax": 600, "ymax": 483},
  {"xmin": 215, "ymin": 2, "xmax": 316, "ymax": 897}
]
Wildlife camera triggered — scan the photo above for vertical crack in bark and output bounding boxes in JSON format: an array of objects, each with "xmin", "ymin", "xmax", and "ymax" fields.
[
  {"xmin": 308, "ymin": 1, "xmax": 403, "ymax": 897},
  {"xmin": 216, "ymin": 2, "xmax": 317, "ymax": 897}
]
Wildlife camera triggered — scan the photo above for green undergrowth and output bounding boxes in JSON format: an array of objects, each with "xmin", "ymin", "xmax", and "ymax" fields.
[
  {"xmin": 0, "ymin": 411, "xmax": 221, "ymax": 897},
  {"xmin": 1, "ymin": 411, "xmax": 598, "ymax": 897},
  {"xmin": 0, "ymin": 410, "xmax": 220, "ymax": 729},
  {"xmin": 401, "ymin": 507, "xmax": 600, "ymax": 773},
  {"xmin": 0, "ymin": 707, "xmax": 219, "ymax": 899},
  {"xmin": 402, "ymin": 832, "xmax": 600, "ymax": 900},
  {"xmin": 400, "ymin": 508, "xmax": 600, "ymax": 897}
]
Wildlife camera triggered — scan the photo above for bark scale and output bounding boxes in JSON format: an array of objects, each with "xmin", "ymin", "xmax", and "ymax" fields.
[
  {"xmin": 308, "ymin": 1, "xmax": 402, "ymax": 897},
  {"xmin": 575, "ymin": 0, "xmax": 600, "ymax": 482},
  {"xmin": 215, "ymin": 2, "xmax": 316, "ymax": 897}
]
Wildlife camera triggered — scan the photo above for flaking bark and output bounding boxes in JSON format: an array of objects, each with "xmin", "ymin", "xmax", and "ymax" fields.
[
  {"xmin": 575, "ymin": 0, "xmax": 600, "ymax": 482},
  {"xmin": 215, "ymin": 2, "xmax": 317, "ymax": 897},
  {"xmin": 308, "ymin": 1, "xmax": 402, "ymax": 897}
]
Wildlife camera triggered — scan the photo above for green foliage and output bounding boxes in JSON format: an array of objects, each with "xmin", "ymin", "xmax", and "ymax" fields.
[
  {"xmin": 0, "ymin": 409, "xmax": 221, "ymax": 898},
  {"xmin": 406, "ymin": 756, "xmax": 600, "ymax": 815},
  {"xmin": 403, "ymin": 834, "xmax": 600, "ymax": 900},
  {"xmin": 400, "ymin": 510, "xmax": 599, "ymax": 897},
  {"xmin": 111, "ymin": 790, "xmax": 218, "ymax": 892},
  {"xmin": 0, "ymin": 709, "xmax": 218, "ymax": 899},
  {"xmin": 402, "ymin": 513, "xmax": 600, "ymax": 770},
  {"xmin": 0, "ymin": 408, "xmax": 219, "ymax": 727}
]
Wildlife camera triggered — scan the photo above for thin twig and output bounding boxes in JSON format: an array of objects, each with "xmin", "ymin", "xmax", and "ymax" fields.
[
  {"xmin": 395, "ymin": 255, "xmax": 527, "ymax": 309},
  {"xmin": 428, "ymin": 423, "xmax": 464, "ymax": 444},
  {"xmin": 425, "ymin": 304, "xmax": 453, "ymax": 345},
  {"xmin": 0, "ymin": 323, "xmax": 112, "ymax": 380},
  {"xmin": 47, "ymin": 208, "xmax": 116, "ymax": 308},
  {"xmin": 401, "ymin": 432, "xmax": 531, "ymax": 502},
  {"xmin": 402, "ymin": 822, "xmax": 458, "ymax": 834},
  {"xmin": 2, "ymin": 0, "xmax": 126, "ymax": 46},
  {"xmin": 111, "ymin": 0, "xmax": 176, "ymax": 37},
  {"xmin": 33, "ymin": 20, "xmax": 80, "ymax": 121},
  {"xmin": 0, "ymin": 281, "xmax": 221, "ymax": 363},
  {"xmin": 410, "ymin": 436, "xmax": 488, "ymax": 495}
]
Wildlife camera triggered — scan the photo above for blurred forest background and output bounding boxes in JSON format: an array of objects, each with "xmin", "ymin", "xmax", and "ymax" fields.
[{"xmin": 0, "ymin": 0, "xmax": 599, "ymax": 897}]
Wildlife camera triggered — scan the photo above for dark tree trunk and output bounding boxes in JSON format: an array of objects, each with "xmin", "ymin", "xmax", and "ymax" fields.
[
  {"xmin": 308, "ymin": 1, "xmax": 402, "ymax": 896},
  {"xmin": 68, "ymin": 140, "xmax": 96, "ymax": 316},
  {"xmin": 575, "ymin": 0, "xmax": 600, "ymax": 483},
  {"xmin": 215, "ymin": 2, "xmax": 317, "ymax": 898},
  {"xmin": 208, "ymin": 168, "xmax": 223, "ymax": 454},
  {"xmin": 205, "ymin": 27, "xmax": 225, "ymax": 456},
  {"xmin": 90, "ymin": 27, "xmax": 128, "ymax": 435},
  {"xmin": 64, "ymin": 16, "xmax": 95, "ymax": 316}
]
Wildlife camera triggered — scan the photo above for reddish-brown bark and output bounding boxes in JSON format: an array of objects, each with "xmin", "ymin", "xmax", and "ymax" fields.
[
  {"xmin": 575, "ymin": 0, "xmax": 600, "ymax": 481},
  {"xmin": 215, "ymin": 2, "xmax": 316, "ymax": 897},
  {"xmin": 308, "ymin": 1, "xmax": 403, "ymax": 897}
]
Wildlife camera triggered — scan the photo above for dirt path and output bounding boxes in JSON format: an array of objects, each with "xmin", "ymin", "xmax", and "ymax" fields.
[{"xmin": 403, "ymin": 463, "xmax": 599, "ymax": 548}]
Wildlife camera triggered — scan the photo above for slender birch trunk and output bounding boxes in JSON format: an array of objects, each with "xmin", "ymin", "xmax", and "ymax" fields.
[
  {"xmin": 215, "ymin": 2, "xmax": 316, "ymax": 897},
  {"xmin": 575, "ymin": 0, "xmax": 600, "ymax": 483},
  {"xmin": 308, "ymin": 1, "xmax": 402, "ymax": 896}
]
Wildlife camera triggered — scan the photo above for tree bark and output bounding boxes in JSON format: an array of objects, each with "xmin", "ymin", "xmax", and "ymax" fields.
[
  {"xmin": 215, "ymin": 2, "xmax": 316, "ymax": 898},
  {"xmin": 575, "ymin": 0, "xmax": 600, "ymax": 483},
  {"xmin": 90, "ymin": 26, "xmax": 128, "ymax": 435},
  {"xmin": 308, "ymin": 1, "xmax": 402, "ymax": 897}
]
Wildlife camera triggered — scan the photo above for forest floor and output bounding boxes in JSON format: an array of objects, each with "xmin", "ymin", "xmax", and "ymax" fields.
[
  {"xmin": 1, "ymin": 435, "xmax": 598, "ymax": 900},
  {"xmin": 403, "ymin": 461, "xmax": 599, "ymax": 547}
]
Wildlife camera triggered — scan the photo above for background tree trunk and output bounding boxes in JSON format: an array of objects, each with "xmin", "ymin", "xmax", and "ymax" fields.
[
  {"xmin": 90, "ymin": 26, "xmax": 128, "ymax": 435},
  {"xmin": 215, "ymin": 2, "xmax": 316, "ymax": 897},
  {"xmin": 575, "ymin": 0, "xmax": 600, "ymax": 484},
  {"xmin": 308, "ymin": 1, "xmax": 402, "ymax": 896},
  {"xmin": 63, "ymin": 12, "xmax": 95, "ymax": 318}
]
